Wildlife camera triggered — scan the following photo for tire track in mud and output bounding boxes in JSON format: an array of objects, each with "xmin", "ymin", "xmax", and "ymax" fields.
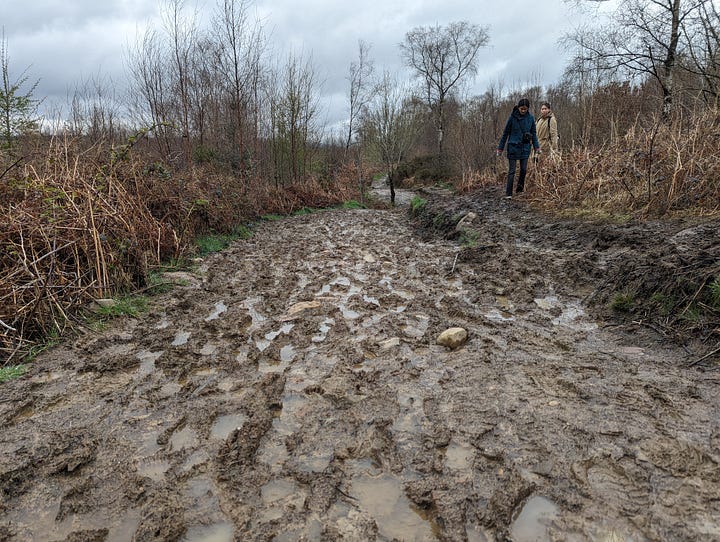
[{"xmin": 1, "ymin": 204, "xmax": 719, "ymax": 541}]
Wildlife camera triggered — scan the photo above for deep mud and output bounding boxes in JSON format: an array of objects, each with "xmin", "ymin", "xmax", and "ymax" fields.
[{"xmin": 1, "ymin": 183, "xmax": 719, "ymax": 541}]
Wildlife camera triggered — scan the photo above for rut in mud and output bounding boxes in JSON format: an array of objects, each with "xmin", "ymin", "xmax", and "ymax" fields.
[{"xmin": 1, "ymin": 186, "xmax": 719, "ymax": 541}]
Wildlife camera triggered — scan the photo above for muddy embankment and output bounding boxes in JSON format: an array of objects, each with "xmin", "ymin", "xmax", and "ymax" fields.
[{"xmin": 0, "ymin": 184, "xmax": 719, "ymax": 541}]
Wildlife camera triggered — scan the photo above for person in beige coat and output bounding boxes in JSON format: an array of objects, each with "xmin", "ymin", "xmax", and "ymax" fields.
[{"xmin": 536, "ymin": 102, "xmax": 559, "ymax": 156}]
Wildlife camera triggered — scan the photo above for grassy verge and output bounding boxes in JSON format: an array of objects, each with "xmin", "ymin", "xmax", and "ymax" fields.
[{"xmin": 0, "ymin": 365, "xmax": 26, "ymax": 383}]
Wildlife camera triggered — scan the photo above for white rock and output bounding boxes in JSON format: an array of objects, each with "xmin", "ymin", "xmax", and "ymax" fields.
[
  {"xmin": 437, "ymin": 327, "xmax": 468, "ymax": 349},
  {"xmin": 455, "ymin": 212, "xmax": 477, "ymax": 232},
  {"xmin": 378, "ymin": 337, "xmax": 401, "ymax": 350},
  {"xmin": 285, "ymin": 300, "xmax": 323, "ymax": 317}
]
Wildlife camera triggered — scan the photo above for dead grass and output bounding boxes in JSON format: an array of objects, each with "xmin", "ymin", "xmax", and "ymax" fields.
[
  {"xmin": 0, "ymin": 137, "xmax": 362, "ymax": 362},
  {"xmin": 465, "ymin": 109, "xmax": 720, "ymax": 219}
]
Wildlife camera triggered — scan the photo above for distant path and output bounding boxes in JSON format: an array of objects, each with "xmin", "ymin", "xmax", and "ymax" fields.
[{"xmin": 368, "ymin": 175, "xmax": 418, "ymax": 206}]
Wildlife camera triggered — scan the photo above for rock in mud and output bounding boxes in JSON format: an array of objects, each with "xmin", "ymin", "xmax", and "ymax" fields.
[
  {"xmin": 436, "ymin": 327, "xmax": 468, "ymax": 349},
  {"xmin": 455, "ymin": 211, "xmax": 477, "ymax": 232}
]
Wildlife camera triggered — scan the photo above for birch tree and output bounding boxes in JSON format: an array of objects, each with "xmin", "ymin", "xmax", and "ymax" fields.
[
  {"xmin": 400, "ymin": 21, "xmax": 489, "ymax": 160},
  {"xmin": 566, "ymin": 0, "xmax": 712, "ymax": 117}
]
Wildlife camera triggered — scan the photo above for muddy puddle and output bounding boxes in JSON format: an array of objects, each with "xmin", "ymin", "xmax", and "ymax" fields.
[{"xmin": 1, "ymin": 187, "xmax": 719, "ymax": 541}]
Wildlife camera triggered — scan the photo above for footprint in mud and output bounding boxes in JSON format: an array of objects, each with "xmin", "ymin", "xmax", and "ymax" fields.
[{"xmin": 347, "ymin": 462, "xmax": 438, "ymax": 541}]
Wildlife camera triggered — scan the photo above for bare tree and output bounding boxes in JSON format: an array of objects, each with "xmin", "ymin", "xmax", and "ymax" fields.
[
  {"xmin": 363, "ymin": 72, "xmax": 422, "ymax": 206},
  {"xmin": 213, "ymin": 0, "xmax": 267, "ymax": 162},
  {"xmin": 127, "ymin": 27, "xmax": 175, "ymax": 158},
  {"xmin": 187, "ymin": 36, "xmax": 218, "ymax": 149},
  {"xmin": 565, "ymin": 0, "xmax": 710, "ymax": 117},
  {"xmin": 345, "ymin": 39, "xmax": 375, "ymax": 155},
  {"xmin": 162, "ymin": 0, "xmax": 198, "ymax": 164},
  {"xmin": 450, "ymin": 84, "xmax": 504, "ymax": 179},
  {"xmin": 400, "ymin": 21, "xmax": 489, "ymax": 160},
  {"xmin": 269, "ymin": 52, "xmax": 323, "ymax": 185},
  {"xmin": 68, "ymin": 73, "xmax": 122, "ymax": 142},
  {"xmin": 682, "ymin": 1, "xmax": 720, "ymax": 103}
]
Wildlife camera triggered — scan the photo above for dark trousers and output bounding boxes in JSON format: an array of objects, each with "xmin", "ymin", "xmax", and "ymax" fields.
[{"xmin": 506, "ymin": 157, "xmax": 528, "ymax": 196}]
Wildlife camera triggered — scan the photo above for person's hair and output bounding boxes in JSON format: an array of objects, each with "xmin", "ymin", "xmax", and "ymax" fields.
[
  {"xmin": 541, "ymin": 101, "xmax": 552, "ymax": 110},
  {"xmin": 518, "ymin": 98, "xmax": 530, "ymax": 108}
]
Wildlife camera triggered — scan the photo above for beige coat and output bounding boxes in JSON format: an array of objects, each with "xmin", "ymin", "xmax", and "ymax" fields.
[{"xmin": 536, "ymin": 114, "xmax": 558, "ymax": 154}]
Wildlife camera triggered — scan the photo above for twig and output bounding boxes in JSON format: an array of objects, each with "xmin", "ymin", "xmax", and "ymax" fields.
[
  {"xmin": 0, "ymin": 155, "xmax": 25, "ymax": 181},
  {"xmin": 0, "ymin": 319, "xmax": 16, "ymax": 332},
  {"xmin": 679, "ymin": 277, "xmax": 709, "ymax": 317},
  {"xmin": 686, "ymin": 344, "xmax": 720, "ymax": 368}
]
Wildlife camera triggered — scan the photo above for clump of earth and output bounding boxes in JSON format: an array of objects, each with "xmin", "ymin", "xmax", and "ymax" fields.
[{"xmin": 1, "ymin": 182, "xmax": 718, "ymax": 541}]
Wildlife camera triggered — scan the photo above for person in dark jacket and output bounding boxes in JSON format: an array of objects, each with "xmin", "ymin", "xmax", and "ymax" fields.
[{"xmin": 496, "ymin": 98, "xmax": 540, "ymax": 199}]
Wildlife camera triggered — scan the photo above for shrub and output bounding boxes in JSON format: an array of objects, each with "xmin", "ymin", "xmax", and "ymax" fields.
[
  {"xmin": 610, "ymin": 292, "xmax": 635, "ymax": 312},
  {"xmin": 410, "ymin": 196, "xmax": 428, "ymax": 214}
]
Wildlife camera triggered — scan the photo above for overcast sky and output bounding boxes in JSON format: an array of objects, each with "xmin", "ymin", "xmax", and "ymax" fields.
[{"xmin": 3, "ymin": 0, "xmax": 617, "ymax": 128}]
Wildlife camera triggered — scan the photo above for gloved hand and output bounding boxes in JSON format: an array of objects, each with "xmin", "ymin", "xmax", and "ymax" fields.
[{"xmin": 496, "ymin": 149, "xmax": 502, "ymax": 156}]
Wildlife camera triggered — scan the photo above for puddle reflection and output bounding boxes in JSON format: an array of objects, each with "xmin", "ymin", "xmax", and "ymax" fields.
[
  {"xmin": 171, "ymin": 331, "xmax": 191, "ymax": 346},
  {"xmin": 261, "ymin": 478, "xmax": 299, "ymax": 504},
  {"xmin": 244, "ymin": 297, "xmax": 267, "ymax": 331},
  {"xmin": 445, "ymin": 441, "xmax": 475, "ymax": 471},
  {"xmin": 350, "ymin": 470, "xmax": 437, "ymax": 541},
  {"xmin": 312, "ymin": 318, "xmax": 334, "ymax": 342},
  {"xmin": 510, "ymin": 496, "xmax": 559, "ymax": 542},
  {"xmin": 484, "ymin": 308, "xmax": 515, "ymax": 322},
  {"xmin": 169, "ymin": 427, "xmax": 198, "ymax": 451},
  {"xmin": 136, "ymin": 458, "xmax": 170, "ymax": 481},
  {"xmin": 205, "ymin": 301, "xmax": 227, "ymax": 322},
  {"xmin": 211, "ymin": 413, "xmax": 247, "ymax": 440},
  {"xmin": 182, "ymin": 522, "xmax": 234, "ymax": 542},
  {"xmin": 136, "ymin": 350, "xmax": 163, "ymax": 377}
]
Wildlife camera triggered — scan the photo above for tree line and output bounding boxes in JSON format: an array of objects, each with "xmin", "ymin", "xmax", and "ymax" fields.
[{"xmin": 2, "ymin": 0, "xmax": 720, "ymax": 197}]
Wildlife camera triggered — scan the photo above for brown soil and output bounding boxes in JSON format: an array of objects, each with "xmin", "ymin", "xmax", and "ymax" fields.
[{"xmin": 1, "ymin": 183, "xmax": 719, "ymax": 541}]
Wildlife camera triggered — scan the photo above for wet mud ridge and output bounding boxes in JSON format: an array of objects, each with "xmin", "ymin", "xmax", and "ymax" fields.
[{"xmin": 1, "ymin": 192, "xmax": 719, "ymax": 541}]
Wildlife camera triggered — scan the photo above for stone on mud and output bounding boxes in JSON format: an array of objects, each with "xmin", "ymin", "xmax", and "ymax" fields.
[
  {"xmin": 455, "ymin": 212, "xmax": 477, "ymax": 232},
  {"xmin": 436, "ymin": 327, "xmax": 468, "ymax": 349},
  {"xmin": 378, "ymin": 337, "xmax": 401, "ymax": 350},
  {"xmin": 284, "ymin": 300, "xmax": 323, "ymax": 319}
]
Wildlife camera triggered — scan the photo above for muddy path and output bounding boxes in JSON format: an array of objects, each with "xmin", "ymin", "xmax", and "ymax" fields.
[{"xmin": 1, "ymin": 186, "xmax": 719, "ymax": 541}]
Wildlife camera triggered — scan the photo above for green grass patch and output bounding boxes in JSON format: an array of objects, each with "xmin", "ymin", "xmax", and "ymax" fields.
[
  {"xmin": 650, "ymin": 292, "xmax": 675, "ymax": 316},
  {"xmin": 709, "ymin": 276, "xmax": 720, "ymax": 310},
  {"xmin": 146, "ymin": 271, "xmax": 175, "ymax": 294},
  {"xmin": 292, "ymin": 207, "xmax": 317, "ymax": 216},
  {"xmin": 24, "ymin": 328, "xmax": 62, "ymax": 361},
  {"xmin": 610, "ymin": 291, "xmax": 635, "ymax": 312},
  {"xmin": 261, "ymin": 214, "xmax": 283, "ymax": 221},
  {"xmin": 460, "ymin": 230, "xmax": 481, "ymax": 248},
  {"xmin": 195, "ymin": 234, "xmax": 229, "ymax": 255},
  {"xmin": 680, "ymin": 303, "xmax": 702, "ymax": 323},
  {"xmin": 410, "ymin": 196, "xmax": 427, "ymax": 213},
  {"xmin": 342, "ymin": 200, "xmax": 366, "ymax": 210},
  {"xmin": 195, "ymin": 226, "xmax": 252, "ymax": 257},
  {"xmin": 95, "ymin": 295, "xmax": 149, "ymax": 318},
  {"xmin": 0, "ymin": 365, "xmax": 26, "ymax": 383}
]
